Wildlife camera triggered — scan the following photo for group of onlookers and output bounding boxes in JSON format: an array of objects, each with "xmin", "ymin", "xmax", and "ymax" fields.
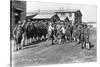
[
  {"xmin": 47, "ymin": 22, "xmax": 92, "ymax": 50},
  {"xmin": 11, "ymin": 20, "xmax": 92, "ymax": 51},
  {"xmin": 12, "ymin": 20, "xmax": 48, "ymax": 51}
]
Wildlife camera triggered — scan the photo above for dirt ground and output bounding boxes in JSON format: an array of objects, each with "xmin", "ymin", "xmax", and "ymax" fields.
[{"xmin": 12, "ymin": 28, "xmax": 97, "ymax": 67}]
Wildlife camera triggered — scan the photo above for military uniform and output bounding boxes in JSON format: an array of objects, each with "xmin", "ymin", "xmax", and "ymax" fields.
[
  {"xmin": 79, "ymin": 26, "xmax": 84, "ymax": 43},
  {"xmin": 60, "ymin": 27, "xmax": 66, "ymax": 39},
  {"xmin": 82, "ymin": 27, "xmax": 91, "ymax": 49},
  {"xmin": 73, "ymin": 24, "xmax": 82, "ymax": 43},
  {"xmin": 48, "ymin": 24, "xmax": 55, "ymax": 45},
  {"xmin": 13, "ymin": 25, "xmax": 24, "ymax": 50},
  {"xmin": 83, "ymin": 28, "xmax": 90, "ymax": 42},
  {"xmin": 72, "ymin": 24, "xmax": 78, "ymax": 41},
  {"xmin": 66, "ymin": 25, "xmax": 71, "ymax": 42}
]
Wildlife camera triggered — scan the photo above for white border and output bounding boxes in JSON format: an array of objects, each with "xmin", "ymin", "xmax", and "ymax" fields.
[{"xmin": 0, "ymin": 0, "xmax": 100, "ymax": 67}]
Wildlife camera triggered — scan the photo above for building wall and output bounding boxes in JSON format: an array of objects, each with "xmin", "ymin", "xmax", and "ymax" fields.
[
  {"xmin": 50, "ymin": 14, "xmax": 60, "ymax": 22},
  {"xmin": 32, "ymin": 14, "xmax": 60, "ymax": 25},
  {"xmin": 66, "ymin": 13, "xmax": 75, "ymax": 25},
  {"xmin": 56, "ymin": 11, "xmax": 82, "ymax": 25},
  {"xmin": 56, "ymin": 12, "xmax": 75, "ymax": 25},
  {"xmin": 11, "ymin": 1, "xmax": 26, "ymax": 24},
  {"xmin": 10, "ymin": 0, "xmax": 26, "ymax": 39},
  {"xmin": 56, "ymin": 13, "xmax": 66, "ymax": 20}
]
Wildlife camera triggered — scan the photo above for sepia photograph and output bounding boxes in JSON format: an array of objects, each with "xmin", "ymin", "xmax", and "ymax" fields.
[{"xmin": 10, "ymin": 0, "xmax": 97, "ymax": 67}]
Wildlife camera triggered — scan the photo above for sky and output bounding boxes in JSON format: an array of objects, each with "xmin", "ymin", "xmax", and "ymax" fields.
[{"xmin": 27, "ymin": 1, "xmax": 97, "ymax": 22}]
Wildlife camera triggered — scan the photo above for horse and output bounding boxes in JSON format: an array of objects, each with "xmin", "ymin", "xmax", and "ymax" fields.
[{"xmin": 25, "ymin": 22, "xmax": 48, "ymax": 45}]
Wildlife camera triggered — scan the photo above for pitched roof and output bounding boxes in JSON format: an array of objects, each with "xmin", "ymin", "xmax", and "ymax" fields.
[
  {"xmin": 32, "ymin": 14, "xmax": 56, "ymax": 19},
  {"xmin": 55, "ymin": 9, "xmax": 80, "ymax": 13},
  {"xmin": 64, "ymin": 17, "xmax": 70, "ymax": 21}
]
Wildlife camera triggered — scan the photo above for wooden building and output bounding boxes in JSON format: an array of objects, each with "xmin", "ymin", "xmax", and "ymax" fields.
[
  {"xmin": 26, "ymin": 12, "xmax": 38, "ymax": 22},
  {"xmin": 55, "ymin": 9, "xmax": 82, "ymax": 25},
  {"xmin": 32, "ymin": 13, "xmax": 60, "ymax": 24}
]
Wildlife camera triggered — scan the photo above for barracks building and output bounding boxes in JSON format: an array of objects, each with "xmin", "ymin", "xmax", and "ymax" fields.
[{"xmin": 26, "ymin": 9, "xmax": 82, "ymax": 25}]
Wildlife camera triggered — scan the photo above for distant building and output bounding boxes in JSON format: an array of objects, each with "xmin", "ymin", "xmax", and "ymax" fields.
[
  {"xmin": 55, "ymin": 9, "xmax": 82, "ymax": 25},
  {"xmin": 32, "ymin": 13, "xmax": 60, "ymax": 24},
  {"xmin": 27, "ymin": 9, "xmax": 82, "ymax": 25},
  {"xmin": 26, "ymin": 14, "xmax": 37, "ymax": 22},
  {"xmin": 87, "ymin": 22, "xmax": 96, "ymax": 28}
]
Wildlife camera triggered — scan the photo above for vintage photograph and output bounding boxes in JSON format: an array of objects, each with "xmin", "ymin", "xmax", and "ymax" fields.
[{"xmin": 10, "ymin": 0, "xmax": 97, "ymax": 67}]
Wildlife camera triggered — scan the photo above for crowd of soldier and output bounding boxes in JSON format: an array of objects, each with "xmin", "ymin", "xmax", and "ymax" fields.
[{"xmin": 12, "ymin": 20, "xmax": 92, "ymax": 51}]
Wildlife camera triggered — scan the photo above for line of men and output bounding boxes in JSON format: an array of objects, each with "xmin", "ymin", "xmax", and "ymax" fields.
[
  {"xmin": 12, "ymin": 20, "xmax": 92, "ymax": 51},
  {"xmin": 12, "ymin": 20, "xmax": 48, "ymax": 51}
]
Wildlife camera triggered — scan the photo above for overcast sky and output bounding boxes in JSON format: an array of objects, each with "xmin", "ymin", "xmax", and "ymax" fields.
[{"xmin": 27, "ymin": 1, "xmax": 97, "ymax": 22}]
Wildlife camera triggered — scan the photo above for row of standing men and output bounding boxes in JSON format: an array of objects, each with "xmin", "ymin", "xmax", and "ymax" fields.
[
  {"xmin": 12, "ymin": 20, "xmax": 48, "ymax": 51},
  {"xmin": 12, "ymin": 20, "xmax": 92, "ymax": 51}
]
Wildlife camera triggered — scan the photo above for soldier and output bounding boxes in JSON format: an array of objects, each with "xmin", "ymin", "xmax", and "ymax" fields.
[
  {"xmin": 75, "ymin": 24, "xmax": 82, "ymax": 44},
  {"xmin": 82, "ymin": 24, "xmax": 91, "ymax": 50},
  {"xmin": 72, "ymin": 28, "xmax": 77, "ymax": 42},
  {"xmin": 21, "ymin": 20, "xmax": 27, "ymax": 47},
  {"xmin": 55, "ymin": 24, "xmax": 61, "ymax": 44},
  {"xmin": 66, "ymin": 24, "xmax": 72, "ymax": 42},
  {"xmin": 79, "ymin": 24, "xmax": 84, "ymax": 44},
  {"xmin": 53, "ymin": 24, "xmax": 57, "ymax": 41},
  {"xmin": 13, "ymin": 21, "xmax": 24, "ymax": 51},
  {"xmin": 72, "ymin": 23, "xmax": 79, "ymax": 41},
  {"xmin": 60, "ymin": 25, "xmax": 66, "ymax": 43},
  {"xmin": 47, "ymin": 23, "xmax": 55, "ymax": 45}
]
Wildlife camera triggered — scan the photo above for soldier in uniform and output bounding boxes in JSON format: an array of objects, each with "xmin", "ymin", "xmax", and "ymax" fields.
[
  {"xmin": 53, "ymin": 24, "xmax": 57, "ymax": 43},
  {"xmin": 79, "ymin": 24, "xmax": 84, "ymax": 44},
  {"xmin": 75, "ymin": 24, "xmax": 83, "ymax": 44},
  {"xmin": 72, "ymin": 23, "xmax": 79, "ymax": 41},
  {"xmin": 66, "ymin": 23, "xmax": 72, "ymax": 42},
  {"xmin": 82, "ymin": 24, "xmax": 91, "ymax": 50},
  {"xmin": 56, "ymin": 24, "xmax": 62, "ymax": 44},
  {"xmin": 13, "ymin": 21, "xmax": 24, "ymax": 51},
  {"xmin": 47, "ymin": 23, "xmax": 55, "ymax": 45},
  {"xmin": 60, "ymin": 25, "xmax": 66, "ymax": 43}
]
